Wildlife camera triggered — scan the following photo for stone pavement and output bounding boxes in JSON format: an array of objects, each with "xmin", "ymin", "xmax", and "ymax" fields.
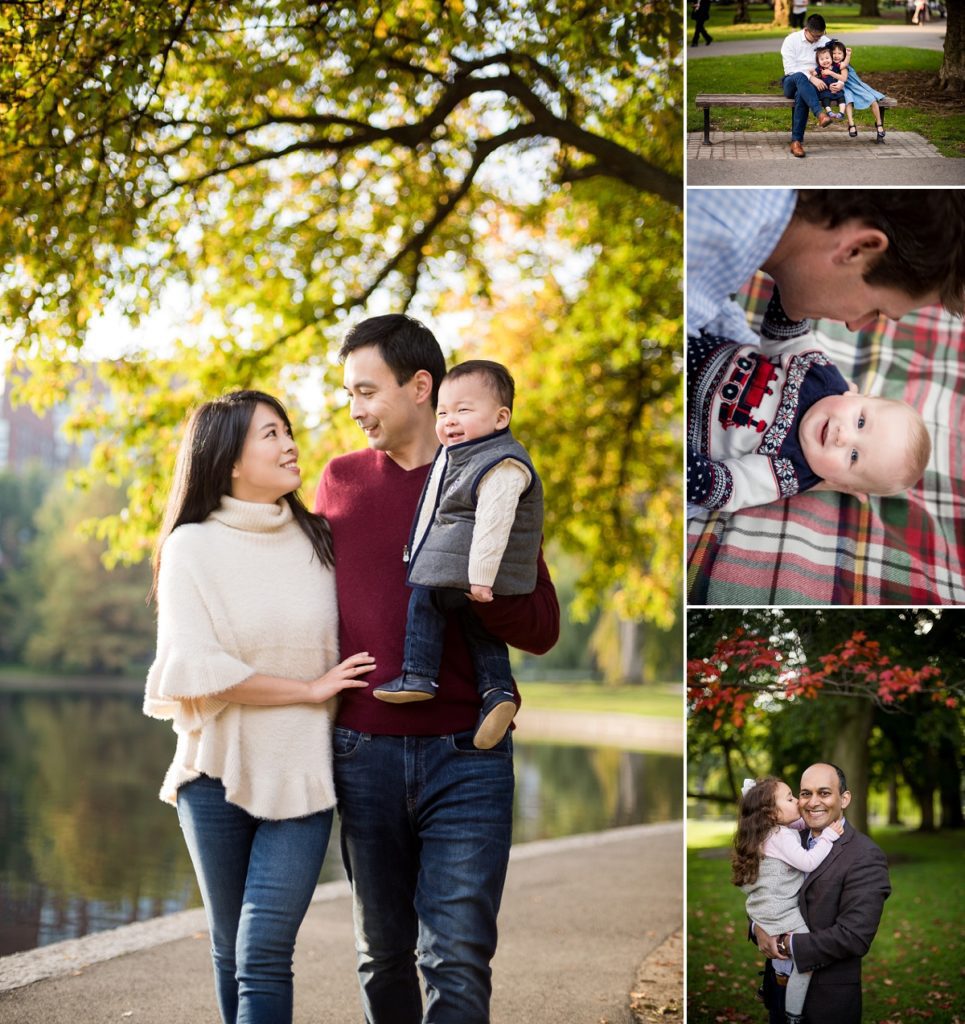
[
  {"xmin": 0, "ymin": 822, "xmax": 682, "ymax": 1024},
  {"xmin": 687, "ymin": 128, "xmax": 965, "ymax": 184}
]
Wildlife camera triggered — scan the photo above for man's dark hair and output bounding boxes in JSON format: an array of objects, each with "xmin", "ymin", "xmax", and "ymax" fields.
[
  {"xmin": 805, "ymin": 13, "xmax": 826, "ymax": 33},
  {"xmin": 827, "ymin": 762, "xmax": 849, "ymax": 795},
  {"xmin": 338, "ymin": 314, "xmax": 447, "ymax": 405},
  {"xmin": 795, "ymin": 190, "xmax": 965, "ymax": 316},
  {"xmin": 443, "ymin": 359, "xmax": 515, "ymax": 411}
]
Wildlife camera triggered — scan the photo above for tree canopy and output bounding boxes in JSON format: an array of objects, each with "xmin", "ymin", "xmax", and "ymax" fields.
[
  {"xmin": 687, "ymin": 609, "xmax": 964, "ymax": 834},
  {"xmin": 0, "ymin": 1, "xmax": 683, "ymax": 624}
]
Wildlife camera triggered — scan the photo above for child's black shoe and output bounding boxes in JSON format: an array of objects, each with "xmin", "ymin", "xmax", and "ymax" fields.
[
  {"xmin": 372, "ymin": 674, "xmax": 437, "ymax": 703},
  {"xmin": 473, "ymin": 689, "xmax": 517, "ymax": 749}
]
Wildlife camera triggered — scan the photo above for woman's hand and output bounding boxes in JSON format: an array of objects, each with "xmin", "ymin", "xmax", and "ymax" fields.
[{"xmin": 308, "ymin": 652, "xmax": 376, "ymax": 703}]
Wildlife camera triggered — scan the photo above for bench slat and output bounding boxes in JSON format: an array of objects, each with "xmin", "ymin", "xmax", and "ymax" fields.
[{"xmin": 695, "ymin": 93, "xmax": 897, "ymax": 109}]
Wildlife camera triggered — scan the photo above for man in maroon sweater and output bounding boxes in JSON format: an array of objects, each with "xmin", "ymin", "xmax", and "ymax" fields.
[{"xmin": 314, "ymin": 314, "xmax": 559, "ymax": 1023}]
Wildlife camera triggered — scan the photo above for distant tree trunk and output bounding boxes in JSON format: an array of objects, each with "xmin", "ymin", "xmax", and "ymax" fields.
[
  {"xmin": 619, "ymin": 618, "xmax": 643, "ymax": 685},
  {"xmin": 912, "ymin": 783, "xmax": 937, "ymax": 831},
  {"xmin": 887, "ymin": 777, "xmax": 902, "ymax": 826},
  {"xmin": 827, "ymin": 698, "xmax": 874, "ymax": 836},
  {"xmin": 859, "ymin": 0, "xmax": 881, "ymax": 14},
  {"xmin": 733, "ymin": 1, "xmax": 751, "ymax": 25},
  {"xmin": 938, "ymin": 737, "xmax": 964, "ymax": 828},
  {"xmin": 939, "ymin": 3, "xmax": 965, "ymax": 92},
  {"xmin": 772, "ymin": 0, "xmax": 790, "ymax": 28}
]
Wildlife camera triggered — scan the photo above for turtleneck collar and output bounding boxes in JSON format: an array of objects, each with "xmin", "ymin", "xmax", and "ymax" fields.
[{"xmin": 208, "ymin": 495, "xmax": 294, "ymax": 533}]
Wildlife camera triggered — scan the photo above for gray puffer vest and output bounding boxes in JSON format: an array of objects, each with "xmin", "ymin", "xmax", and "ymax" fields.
[{"xmin": 406, "ymin": 428, "xmax": 543, "ymax": 594}]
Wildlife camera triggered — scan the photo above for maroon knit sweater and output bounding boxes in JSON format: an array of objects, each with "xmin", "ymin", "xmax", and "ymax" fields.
[{"xmin": 314, "ymin": 448, "xmax": 560, "ymax": 736}]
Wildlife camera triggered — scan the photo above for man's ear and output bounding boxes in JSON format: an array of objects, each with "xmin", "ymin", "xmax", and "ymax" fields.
[
  {"xmin": 411, "ymin": 369, "xmax": 435, "ymax": 406},
  {"xmin": 847, "ymin": 380, "xmax": 859, "ymax": 394},
  {"xmin": 832, "ymin": 226, "xmax": 889, "ymax": 268},
  {"xmin": 840, "ymin": 789, "xmax": 852, "ymax": 811}
]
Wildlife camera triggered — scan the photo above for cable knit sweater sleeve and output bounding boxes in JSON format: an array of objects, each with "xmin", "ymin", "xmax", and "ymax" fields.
[{"xmin": 143, "ymin": 526, "xmax": 254, "ymax": 732}]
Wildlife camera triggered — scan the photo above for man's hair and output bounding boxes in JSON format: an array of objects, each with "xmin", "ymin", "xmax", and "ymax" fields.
[
  {"xmin": 795, "ymin": 190, "xmax": 965, "ymax": 316},
  {"xmin": 826, "ymin": 763, "xmax": 848, "ymax": 795},
  {"xmin": 805, "ymin": 13, "xmax": 826, "ymax": 32},
  {"xmin": 443, "ymin": 359, "xmax": 515, "ymax": 411},
  {"xmin": 338, "ymin": 314, "xmax": 447, "ymax": 405}
]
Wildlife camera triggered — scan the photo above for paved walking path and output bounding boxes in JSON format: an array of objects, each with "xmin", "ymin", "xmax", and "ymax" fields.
[
  {"xmin": 687, "ymin": 21, "xmax": 947, "ymax": 59},
  {"xmin": 688, "ymin": 129, "xmax": 965, "ymax": 184},
  {"xmin": 0, "ymin": 822, "xmax": 682, "ymax": 1023}
]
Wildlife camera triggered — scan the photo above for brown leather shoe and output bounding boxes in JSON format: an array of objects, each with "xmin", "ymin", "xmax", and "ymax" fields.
[
  {"xmin": 790, "ymin": 140, "xmax": 805, "ymax": 158},
  {"xmin": 817, "ymin": 113, "xmax": 832, "ymax": 127}
]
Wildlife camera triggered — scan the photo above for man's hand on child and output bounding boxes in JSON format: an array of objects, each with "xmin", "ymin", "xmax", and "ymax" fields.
[{"xmin": 468, "ymin": 584, "xmax": 494, "ymax": 602}]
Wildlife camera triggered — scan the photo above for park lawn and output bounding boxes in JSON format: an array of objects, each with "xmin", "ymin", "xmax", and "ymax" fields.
[
  {"xmin": 517, "ymin": 680, "xmax": 681, "ymax": 718},
  {"xmin": 691, "ymin": 4, "xmax": 907, "ymax": 42},
  {"xmin": 686, "ymin": 823, "xmax": 964, "ymax": 1024},
  {"xmin": 687, "ymin": 50, "xmax": 965, "ymax": 157}
]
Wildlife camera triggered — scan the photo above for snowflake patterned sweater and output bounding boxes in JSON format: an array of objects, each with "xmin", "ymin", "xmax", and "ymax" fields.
[{"xmin": 687, "ymin": 331, "xmax": 849, "ymax": 514}]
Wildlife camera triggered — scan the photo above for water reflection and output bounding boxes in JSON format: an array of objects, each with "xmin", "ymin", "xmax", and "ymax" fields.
[{"xmin": 0, "ymin": 694, "xmax": 680, "ymax": 955}]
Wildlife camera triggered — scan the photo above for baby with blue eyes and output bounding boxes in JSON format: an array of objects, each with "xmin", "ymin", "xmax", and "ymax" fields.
[{"xmin": 687, "ymin": 331, "xmax": 931, "ymax": 515}]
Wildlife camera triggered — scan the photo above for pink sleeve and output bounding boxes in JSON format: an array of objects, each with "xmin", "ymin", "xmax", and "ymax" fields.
[{"xmin": 760, "ymin": 826, "xmax": 839, "ymax": 872}]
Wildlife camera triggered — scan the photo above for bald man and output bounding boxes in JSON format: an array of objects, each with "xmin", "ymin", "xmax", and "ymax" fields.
[{"xmin": 753, "ymin": 762, "xmax": 891, "ymax": 1024}]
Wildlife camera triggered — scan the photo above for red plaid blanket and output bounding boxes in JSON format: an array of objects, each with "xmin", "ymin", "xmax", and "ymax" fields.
[{"xmin": 687, "ymin": 274, "xmax": 965, "ymax": 605}]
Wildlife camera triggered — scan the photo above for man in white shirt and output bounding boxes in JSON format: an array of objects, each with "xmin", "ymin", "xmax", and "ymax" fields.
[{"xmin": 780, "ymin": 14, "xmax": 834, "ymax": 158}]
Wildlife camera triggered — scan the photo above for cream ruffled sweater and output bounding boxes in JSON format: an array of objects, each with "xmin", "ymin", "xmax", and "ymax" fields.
[{"xmin": 144, "ymin": 496, "xmax": 339, "ymax": 820}]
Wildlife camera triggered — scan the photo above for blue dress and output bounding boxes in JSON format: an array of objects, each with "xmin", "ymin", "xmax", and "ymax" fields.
[{"xmin": 844, "ymin": 67, "xmax": 885, "ymax": 110}]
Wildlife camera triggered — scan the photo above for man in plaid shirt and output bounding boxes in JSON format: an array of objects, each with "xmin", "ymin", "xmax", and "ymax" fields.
[{"xmin": 687, "ymin": 189, "xmax": 965, "ymax": 346}]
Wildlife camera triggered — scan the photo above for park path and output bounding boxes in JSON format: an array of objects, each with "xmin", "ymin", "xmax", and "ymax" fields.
[
  {"xmin": 687, "ymin": 20, "xmax": 947, "ymax": 58},
  {"xmin": 686, "ymin": 19, "xmax": 964, "ymax": 183},
  {"xmin": 0, "ymin": 822, "xmax": 682, "ymax": 1024}
]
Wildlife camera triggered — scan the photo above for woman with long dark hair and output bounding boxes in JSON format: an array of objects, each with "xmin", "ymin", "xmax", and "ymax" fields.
[{"xmin": 144, "ymin": 390, "xmax": 374, "ymax": 1024}]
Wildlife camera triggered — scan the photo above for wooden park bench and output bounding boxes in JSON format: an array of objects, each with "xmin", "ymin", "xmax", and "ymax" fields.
[{"xmin": 694, "ymin": 93, "xmax": 898, "ymax": 145}]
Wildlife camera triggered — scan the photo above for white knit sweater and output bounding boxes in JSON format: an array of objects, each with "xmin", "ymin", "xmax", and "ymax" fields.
[{"xmin": 144, "ymin": 496, "xmax": 340, "ymax": 820}]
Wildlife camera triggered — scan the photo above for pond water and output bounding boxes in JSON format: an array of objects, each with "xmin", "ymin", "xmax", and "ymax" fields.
[{"xmin": 0, "ymin": 693, "xmax": 681, "ymax": 956}]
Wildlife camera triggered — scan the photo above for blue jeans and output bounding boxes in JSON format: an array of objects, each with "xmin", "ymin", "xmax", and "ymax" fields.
[
  {"xmin": 334, "ymin": 728, "xmax": 515, "ymax": 1023},
  {"xmin": 176, "ymin": 775, "xmax": 333, "ymax": 1024},
  {"xmin": 782, "ymin": 73, "xmax": 824, "ymax": 142},
  {"xmin": 403, "ymin": 587, "xmax": 512, "ymax": 695}
]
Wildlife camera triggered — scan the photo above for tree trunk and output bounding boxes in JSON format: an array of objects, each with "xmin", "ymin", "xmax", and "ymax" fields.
[
  {"xmin": 772, "ymin": 0, "xmax": 790, "ymax": 28},
  {"xmin": 938, "ymin": 737, "xmax": 964, "ymax": 829},
  {"xmin": 887, "ymin": 777, "xmax": 902, "ymax": 826},
  {"xmin": 913, "ymin": 784, "xmax": 937, "ymax": 831},
  {"xmin": 826, "ymin": 698, "xmax": 875, "ymax": 835},
  {"xmin": 859, "ymin": 0, "xmax": 881, "ymax": 16},
  {"xmin": 733, "ymin": 1, "xmax": 751, "ymax": 25},
  {"xmin": 940, "ymin": 3, "xmax": 965, "ymax": 92},
  {"xmin": 619, "ymin": 618, "xmax": 643, "ymax": 685}
]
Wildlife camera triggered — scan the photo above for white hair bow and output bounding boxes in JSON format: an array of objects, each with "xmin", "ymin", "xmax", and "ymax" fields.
[{"xmin": 741, "ymin": 778, "xmax": 757, "ymax": 797}]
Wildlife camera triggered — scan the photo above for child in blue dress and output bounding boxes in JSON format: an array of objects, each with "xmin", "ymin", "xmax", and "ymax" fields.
[{"xmin": 830, "ymin": 40, "xmax": 888, "ymax": 143}]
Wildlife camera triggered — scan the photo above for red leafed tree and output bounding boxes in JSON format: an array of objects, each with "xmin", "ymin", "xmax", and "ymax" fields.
[
  {"xmin": 688, "ymin": 628, "xmax": 953, "ymax": 732},
  {"xmin": 688, "ymin": 628, "xmax": 957, "ymax": 832}
]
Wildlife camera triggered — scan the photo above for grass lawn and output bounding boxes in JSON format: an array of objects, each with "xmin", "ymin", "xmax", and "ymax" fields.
[
  {"xmin": 691, "ymin": 4, "xmax": 909, "ymax": 42},
  {"xmin": 687, "ymin": 50, "xmax": 965, "ymax": 157},
  {"xmin": 517, "ymin": 680, "xmax": 681, "ymax": 718},
  {"xmin": 687, "ymin": 821, "xmax": 964, "ymax": 1023}
]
